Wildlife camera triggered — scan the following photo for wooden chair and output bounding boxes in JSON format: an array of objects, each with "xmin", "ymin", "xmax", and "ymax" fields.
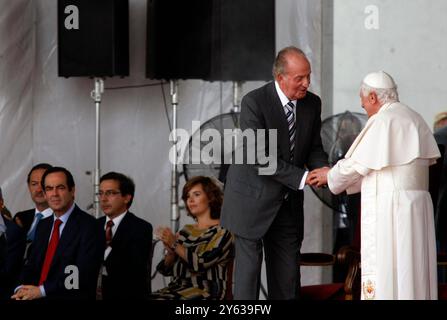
[
  {"xmin": 439, "ymin": 253, "xmax": 447, "ymax": 300},
  {"xmin": 147, "ymin": 239, "xmax": 158, "ymax": 293},
  {"xmin": 300, "ymin": 192, "xmax": 362, "ymax": 300},
  {"xmin": 224, "ymin": 257, "xmax": 234, "ymax": 300},
  {"xmin": 300, "ymin": 245, "xmax": 361, "ymax": 300}
]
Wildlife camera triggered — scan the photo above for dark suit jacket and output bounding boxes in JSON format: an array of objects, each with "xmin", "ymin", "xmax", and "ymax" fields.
[
  {"xmin": 221, "ymin": 82, "xmax": 328, "ymax": 240},
  {"xmin": 14, "ymin": 209, "xmax": 35, "ymax": 233},
  {"xmin": 434, "ymin": 127, "xmax": 447, "ymax": 252},
  {"xmin": 98, "ymin": 212, "xmax": 153, "ymax": 299},
  {"xmin": 20, "ymin": 205, "xmax": 102, "ymax": 299},
  {"xmin": 14, "ymin": 209, "xmax": 43, "ymax": 264},
  {"xmin": 0, "ymin": 219, "xmax": 27, "ymax": 299}
]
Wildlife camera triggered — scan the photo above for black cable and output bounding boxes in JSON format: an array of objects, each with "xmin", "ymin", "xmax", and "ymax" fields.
[
  {"xmin": 219, "ymin": 81, "xmax": 223, "ymax": 115},
  {"xmin": 160, "ymin": 82, "xmax": 172, "ymax": 132},
  {"xmin": 104, "ymin": 80, "xmax": 172, "ymax": 136}
]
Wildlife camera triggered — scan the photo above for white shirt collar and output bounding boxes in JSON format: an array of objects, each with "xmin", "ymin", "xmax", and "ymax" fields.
[
  {"xmin": 53, "ymin": 203, "xmax": 75, "ymax": 225},
  {"xmin": 275, "ymin": 81, "xmax": 297, "ymax": 108},
  {"xmin": 49, "ymin": 203, "xmax": 75, "ymax": 236},
  {"xmin": 105, "ymin": 210, "xmax": 128, "ymax": 230},
  {"xmin": 0, "ymin": 214, "xmax": 5, "ymax": 234},
  {"xmin": 35, "ymin": 207, "xmax": 53, "ymax": 218}
]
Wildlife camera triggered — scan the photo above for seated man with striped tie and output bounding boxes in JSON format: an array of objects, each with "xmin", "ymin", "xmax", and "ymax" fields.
[
  {"xmin": 12, "ymin": 167, "xmax": 102, "ymax": 300},
  {"xmin": 96, "ymin": 172, "xmax": 153, "ymax": 300},
  {"xmin": 14, "ymin": 163, "xmax": 53, "ymax": 257}
]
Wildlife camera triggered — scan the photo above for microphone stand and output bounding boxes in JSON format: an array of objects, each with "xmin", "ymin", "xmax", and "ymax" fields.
[
  {"xmin": 170, "ymin": 80, "xmax": 180, "ymax": 232},
  {"xmin": 90, "ymin": 78, "xmax": 104, "ymax": 218}
]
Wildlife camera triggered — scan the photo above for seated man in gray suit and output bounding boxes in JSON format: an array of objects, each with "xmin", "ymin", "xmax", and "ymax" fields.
[{"xmin": 221, "ymin": 46, "xmax": 328, "ymax": 300}]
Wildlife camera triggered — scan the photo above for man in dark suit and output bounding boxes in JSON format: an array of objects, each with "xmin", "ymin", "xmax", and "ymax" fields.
[
  {"xmin": 221, "ymin": 46, "xmax": 328, "ymax": 300},
  {"xmin": 1, "ymin": 187, "xmax": 27, "ymax": 299},
  {"xmin": 14, "ymin": 163, "xmax": 53, "ymax": 241},
  {"xmin": 12, "ymin": 167, "xmax": 102, "ymax": 300},
  {"xmin": 0, "ymin": 187, "xmax": 13, "ymax": 220},
  {"xmin": 97, "ymin": 172, "xmax": 153, "ymax": 300},
  {"xmin": 0, "ymin": 217, "xmax": 27, "ymax": 299},
  {"xmin": 434, "ymin": 126, "xmax": 447, "ymax": 254}
]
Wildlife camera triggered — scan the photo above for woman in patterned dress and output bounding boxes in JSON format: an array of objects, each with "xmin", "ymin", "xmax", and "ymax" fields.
[{"xmin": 151, "ymin": 176, "xmax": 234, "ymax": 300}]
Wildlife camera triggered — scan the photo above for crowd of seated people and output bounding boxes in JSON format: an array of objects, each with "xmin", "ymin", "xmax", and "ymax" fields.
[
  {"xmin": 0, "ymin": 163, "xmax": 234, "ymax": 300},
  {"xmin": 1, "ymin": 158, "xmax": 446, "ymax": 301}
]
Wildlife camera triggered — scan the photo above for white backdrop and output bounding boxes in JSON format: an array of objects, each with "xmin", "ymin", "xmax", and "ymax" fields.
[
  {"xmin": 0, "ymin": 0, "xmax": 327, "ymax": 292},
  {"xmin": 0, "ymin": 0, "xmax": 35, "ymax": 220},
  {"xmin": 333, "ymin": 0, "xmax": 447, "ymax": 127}
]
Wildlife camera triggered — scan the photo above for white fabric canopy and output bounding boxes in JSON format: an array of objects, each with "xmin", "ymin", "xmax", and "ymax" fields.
[{"xmin": 0, "ymin": 0, "xmax": 323, "ymax": 291}]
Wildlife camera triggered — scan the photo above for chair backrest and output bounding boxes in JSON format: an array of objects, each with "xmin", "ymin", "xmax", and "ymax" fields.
[
  {"xmin": 300, "ymin": 245, "xmax": 361, "ymax": 300},
  {"xmin": 224, "ymin": 257, "xmax": 234, "ymax": 300},
  {"xmin": 223, "ymin": 244, "xmax": 235, "ymax": 300},
  {"xmin": 337, "ymin": 246, "xmax": 361, "ymax": 300},
  {"xmin": 300, "ymin": 191, "xmax": 362, "ymax": 300},
  {"xmin": 146, "ymin": 239, "xmax": 158, "ymax": 293}
]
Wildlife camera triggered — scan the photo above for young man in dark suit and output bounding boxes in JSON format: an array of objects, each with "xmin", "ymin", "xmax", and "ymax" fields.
[
  {"xmin": 14, "ymin": 163, "xmax": 53, "ymax": 241},
  {"xmin": 12, "ymin": 167, "xmax": 102, "ymax": 300},
  {"xmin": 97, "ymin": 172, "xmax": 153, "ymax": 300},
  {"xmin": 221, "ymin": 46, "xmax": 329, "ymax": 300}
]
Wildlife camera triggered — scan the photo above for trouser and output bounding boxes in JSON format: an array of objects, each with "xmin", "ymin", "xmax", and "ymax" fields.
[{"xmin": 233, "ymin": 199, "xmax": 301, "ymax": 300}]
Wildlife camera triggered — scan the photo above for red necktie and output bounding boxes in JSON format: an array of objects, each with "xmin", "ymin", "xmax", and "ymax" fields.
[
  {"xmin": 105, "ymin": 220, "xmax": 114, "ymax": 247},
  {"xmin": 39, "ymin": 218, "xmax": 62, "ymax": 285}
]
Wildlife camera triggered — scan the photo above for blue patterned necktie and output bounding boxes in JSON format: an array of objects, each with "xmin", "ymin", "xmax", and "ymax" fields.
[
  {"xmin": 27, "ymin": 212, "xmax": 43, "ymax": 241},
  {"xmin": 284, "ymin": 101, "xmax": 296, "ymax": 161}
]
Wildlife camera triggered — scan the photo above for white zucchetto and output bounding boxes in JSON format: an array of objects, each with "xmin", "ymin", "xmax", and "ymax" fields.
[{"xmin": 362, "ymin": 71, "xmax": 396, "ymax": 89}]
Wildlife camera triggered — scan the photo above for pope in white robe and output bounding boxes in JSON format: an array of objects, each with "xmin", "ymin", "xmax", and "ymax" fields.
[{"xmin": 309, "ymin": 71, "xmax": 441, "ymax": 300}]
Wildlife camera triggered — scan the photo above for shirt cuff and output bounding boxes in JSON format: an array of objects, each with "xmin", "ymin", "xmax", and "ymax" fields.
[
  {"xmin": 299, "ymin": 171, "xmax": 309, "ymax": 190},
  {"xmin": 39, "ymin": 285, "xmax": 46, "ymax": 297}
]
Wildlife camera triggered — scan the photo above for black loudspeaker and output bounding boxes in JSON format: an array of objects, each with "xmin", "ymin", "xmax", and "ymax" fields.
[
  {"xmin": 146, "ymin": 0, "xmax": 275, "ymax": 81},
  {"xmin": 58, "ymin": 0, "xmax": 129, "ymax": 77}
]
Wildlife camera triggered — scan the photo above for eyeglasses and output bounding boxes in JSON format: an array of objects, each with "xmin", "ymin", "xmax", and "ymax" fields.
[{"xmin": 97, "ymin": 190, "xmax": 121, "ymax": 197}]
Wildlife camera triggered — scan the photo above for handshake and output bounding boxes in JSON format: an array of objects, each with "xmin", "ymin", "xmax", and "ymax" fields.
[{"xmin": 305, "ymin": 166, "xmax": 330, "ymax": 188}]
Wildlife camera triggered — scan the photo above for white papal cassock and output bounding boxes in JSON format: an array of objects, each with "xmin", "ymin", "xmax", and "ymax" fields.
[{"xmin": 327, "ymin": 102, "xmax": 440, "ymax": 300}]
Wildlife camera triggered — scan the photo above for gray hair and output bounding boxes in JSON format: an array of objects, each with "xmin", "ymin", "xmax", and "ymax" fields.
[
  {"xmin": 272, "ymin": 46, "xmax": 307, "ymax": 78},
  {"xmin": 360, "ymin": 83, "xmax": 399, "ymax": 105}
]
